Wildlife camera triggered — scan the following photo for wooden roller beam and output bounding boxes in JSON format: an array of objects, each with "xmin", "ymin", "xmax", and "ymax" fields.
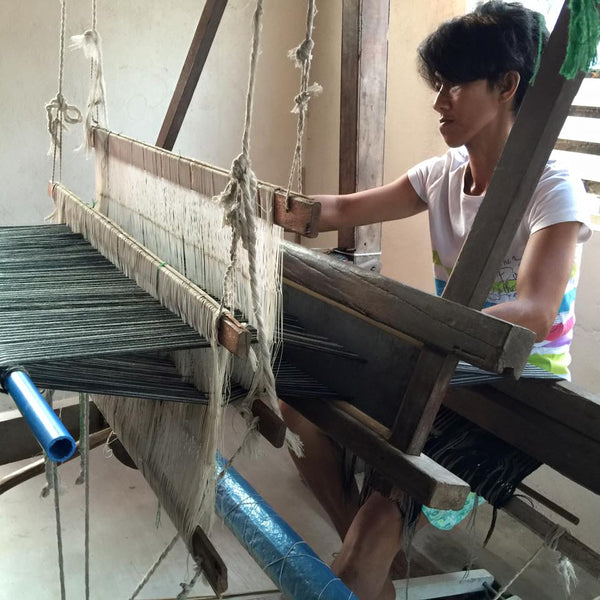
[
  {"xmin": 444, "ymin": 384, "xmax": 600, "ymax": 495},
  {"xmin": 94, "ymin": 128, "xmax": 320, "ymax": 239},
  {"xmin": 281, "ymin": 394, "xmax": 470, "ymax": 510},
  {"xmin": 282, "ymin": 240, "xmax": 534, "ymax": 375}
]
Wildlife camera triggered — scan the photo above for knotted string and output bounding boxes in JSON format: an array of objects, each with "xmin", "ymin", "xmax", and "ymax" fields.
[
  {"xmin": 46, "ymin": 0, "xmax": 82, "ymax": 182},
  {"xmin": 286, "ymin": 0, "xmax": 322, "ymax": 203}
]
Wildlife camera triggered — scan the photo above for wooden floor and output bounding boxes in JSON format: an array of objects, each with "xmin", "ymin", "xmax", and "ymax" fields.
[{"xmin": 1, "ymin": 403, "xmax": 599, "ymax": 599}]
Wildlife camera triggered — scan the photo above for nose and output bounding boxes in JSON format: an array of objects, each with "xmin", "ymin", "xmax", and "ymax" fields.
[{"xmin": 433, "ymin": 87, "xmax": 450, "ymax": 113}]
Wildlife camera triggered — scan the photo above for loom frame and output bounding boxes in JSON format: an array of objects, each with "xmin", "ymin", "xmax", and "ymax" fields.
[{"xmin": 145, "ymin": 0, "xmax": 600, "ymax": 579}]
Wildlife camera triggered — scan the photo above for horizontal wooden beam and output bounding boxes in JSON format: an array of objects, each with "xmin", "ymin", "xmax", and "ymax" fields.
[
  {"xmin": 281, "ymin": 394, "xmax": 470, "ymax": 510},
  {"xmin": 555, "ymin": 138, "xmax": 600, "ymax": 155},
  {"xmin": 568, "ymin": 105, "xmax": 600, "ymax": 118},
  {"xmin": 282, "ymin": 241, "xmax": 534, "ymax": 375},
  {"xmin": 49, "ymin": 182, "xmax": 250, "ymax": 358},
  {"xmin": 94, "ymin": 128, "xmax": 320, "ymax": 238},
  {"xmin": 490, "ymin": 378, "xmax": 600, "ymax": 443},
  {"xmin": 444, "ymin": 384, "xmax": 600, "ymax": 494}
]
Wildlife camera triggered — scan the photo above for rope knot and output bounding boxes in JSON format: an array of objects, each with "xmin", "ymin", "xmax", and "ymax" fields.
[
  {"xmin": 231, "ymin": 154, "xmax": 250, "ymax": 182},
  {"xmin": 45, "ymin": 92, "xmax": 83, "ymax": 156},
  {"xmin": 292, "ymin": 82, "xmax": 323, "ymax": 114},
  {"xmin": 289, "ymin": 38, "xmax": 314, "ymax": 67}
]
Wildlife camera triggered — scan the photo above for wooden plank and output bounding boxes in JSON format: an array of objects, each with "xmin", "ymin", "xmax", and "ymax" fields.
[
  {"xmin": 338, "ymin": 0, "xmax": 360, "ymax": 206},
  {"xmin": 390, "ymin": 2, "xmax": 585, "ymax": 454},
  {"xmin": 0, "ymin": 396, "xmax": 104, "ymax": 466},
  {"xmin": 191, "ymin": 525, "xmax": 228, "ymax": 597},
  {"xmin": 390, "ymin": 351, "xmax": 459, "ymax": 454},
  {"xmin": 443, "ymin": 385, "xmax": 600, "ymax": 494},
  {"xmin": 251, "ymin": 399, "xmax": 286, "ymax": 449},
  {"xmin": 271, "ymin": 189, "xmax": 320, "ymax": 238},
  {"xmin": 282, "ymin": 241, "xmax": 534, "ymax": 374},
  {"xmin": 490, "ymin": 378, "xmax": 600, "ymax": 443},
  {"xmin": 504, "ymin": 497, "xmax": 600, "ymax": 578},
  {"xmin": 281, "ymin": 394, "xmax": 470, "ymax": 510},
  {"xmin": 568, "ymin": 105, "xmax": 600, "ymax": 118},
  {"xmin": 156, "ymin": 0, "xmax": 229, "ymax": 150},
  {"xmin": 555, "ymin": 138, "xmax": 600, "ymax": 155},
  {"xmin": 337, "ymin": 0, "xmax": 390, "ymax": 271}
]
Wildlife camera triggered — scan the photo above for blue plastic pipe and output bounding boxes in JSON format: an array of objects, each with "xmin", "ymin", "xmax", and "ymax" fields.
[
  {"xmin": 215, "ymin": 453, "xmax": 357, "ymax": 600},
  {"xmin": 2, "ymin": 369, "xmax": 76, "ymax": 462}
]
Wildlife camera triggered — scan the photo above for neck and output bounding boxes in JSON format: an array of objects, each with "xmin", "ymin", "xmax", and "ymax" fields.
[{"xmin": 464, "ymin": 114, "xmax": 514, "ymax": 195}]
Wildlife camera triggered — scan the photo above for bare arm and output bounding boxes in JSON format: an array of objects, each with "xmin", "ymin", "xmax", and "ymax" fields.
[
  {"xmin": 315, "ymin": 174, "xmax": 426, "ymax": 232},
  {"xmin": 483, "ymin": 221, "xmax": 581, "ymax": 342}
]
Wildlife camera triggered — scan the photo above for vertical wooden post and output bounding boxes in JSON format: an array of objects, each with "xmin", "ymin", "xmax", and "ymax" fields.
[{"xmin": 337, "ymin": 0, "xmax": 390, "ymax": 271}]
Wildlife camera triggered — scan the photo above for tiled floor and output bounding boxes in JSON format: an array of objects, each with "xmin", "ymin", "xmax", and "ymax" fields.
[{"xmin": 1, "ymin": 404, "xmax": 599, "ymax": 600}]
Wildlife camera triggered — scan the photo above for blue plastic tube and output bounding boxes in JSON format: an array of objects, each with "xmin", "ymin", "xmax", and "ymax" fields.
[
  {"xmin": 215, "ymin": 453, "xmax": 357, "ymax": 600},
  {"xmin": 2, "ymin": 369, "xmax": 76, "ymax": 462}
]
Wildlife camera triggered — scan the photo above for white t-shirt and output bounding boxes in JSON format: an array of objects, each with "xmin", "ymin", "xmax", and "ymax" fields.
[{"xmin": 408, "ymin": 146, "xmax": 593, "ymax": 377}]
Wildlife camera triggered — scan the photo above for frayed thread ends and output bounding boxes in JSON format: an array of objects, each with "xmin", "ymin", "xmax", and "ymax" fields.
[{"xmin": 70, "ymin": 29, "xmax": 109, "ymax": 154}]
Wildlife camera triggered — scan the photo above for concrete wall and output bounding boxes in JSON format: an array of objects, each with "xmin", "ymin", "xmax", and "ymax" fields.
[{"xmin": 2, "ymin": 0, "xmax": 598, "ymax": 557}]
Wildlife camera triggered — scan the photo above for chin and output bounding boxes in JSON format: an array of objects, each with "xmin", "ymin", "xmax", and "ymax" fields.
[{"xmin": 441, "ymin": 136, "xmax": 464, "ymax": 149}]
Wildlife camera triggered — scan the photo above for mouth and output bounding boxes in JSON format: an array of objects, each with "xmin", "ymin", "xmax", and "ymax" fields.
[{"xmin": 439, "ymin": 117, "xmax": 453, "ymax": 125}]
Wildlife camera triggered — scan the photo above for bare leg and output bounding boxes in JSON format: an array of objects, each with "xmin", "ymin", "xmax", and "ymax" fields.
[
  {"xmin": 331, "ymin": 491, "xmax": 404, "ymax": 600},
  {"xmin": 279, "ymin": 400, "xmax": 360, "ymax": 539}
]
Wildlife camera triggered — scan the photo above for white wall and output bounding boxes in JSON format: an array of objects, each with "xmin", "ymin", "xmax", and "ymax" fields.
[
  {"xmin": 1, "ymin": 0, "xmax": 307, "ymax": 223},
  {"xmin": 2, "ymin": 0, "xmax": 598, "ymax": 558}
]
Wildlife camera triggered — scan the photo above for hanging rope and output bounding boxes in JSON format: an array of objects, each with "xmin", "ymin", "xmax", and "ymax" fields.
[
  {"xmin": 215, "ymin": 0, "xmax": 302, "ymax": 455},
  {"xmin": 490, "ymin": 525, "xmax": 566, "ymax": 600},
  {"xmin": 286, "ymin": 0, "xmax": 322, "ymax": 201},
  {"xmin": 52, "ymin": 462, "xmax": 67, "ymax": 600},
  {"xmin": 129, "ymin": 534, "xmax": 180, "ymax": 600},
  {"xmin": 74, "ymin": 392, "xmax": 91, "ymax": 600},
  {"xmin": 46, "ymin": 0, "xmax": 82, "ymax": 182}
]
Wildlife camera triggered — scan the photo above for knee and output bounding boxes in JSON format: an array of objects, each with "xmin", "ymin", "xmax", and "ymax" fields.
[{"xmin": 346, "ymin": 492, "xmax": 404, "ymax": 546}]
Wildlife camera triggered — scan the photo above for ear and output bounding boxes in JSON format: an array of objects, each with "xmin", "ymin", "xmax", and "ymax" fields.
[{"xmin": 498, "ymin": 71, "xmax": 520, "ymax": 105}]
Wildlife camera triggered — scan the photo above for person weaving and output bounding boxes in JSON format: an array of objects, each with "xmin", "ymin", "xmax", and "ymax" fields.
[{"xmin": 279, "ymin": 2, "xmax": 593, "ymax": 599}]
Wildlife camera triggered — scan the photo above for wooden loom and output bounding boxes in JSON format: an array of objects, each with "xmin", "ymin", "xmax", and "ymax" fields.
[
  {"xmin": 2, "ymin": 0, "xmax": 599, "ymax": 595},
  {"xmin": 136, "ymin": 0, "xmax": 600, "ymax": 580}
]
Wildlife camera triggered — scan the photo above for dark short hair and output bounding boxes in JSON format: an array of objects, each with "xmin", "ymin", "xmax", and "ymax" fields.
[{"xmin": 417, "ymin": 1, "xmax": 549, "ymax": 110}]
